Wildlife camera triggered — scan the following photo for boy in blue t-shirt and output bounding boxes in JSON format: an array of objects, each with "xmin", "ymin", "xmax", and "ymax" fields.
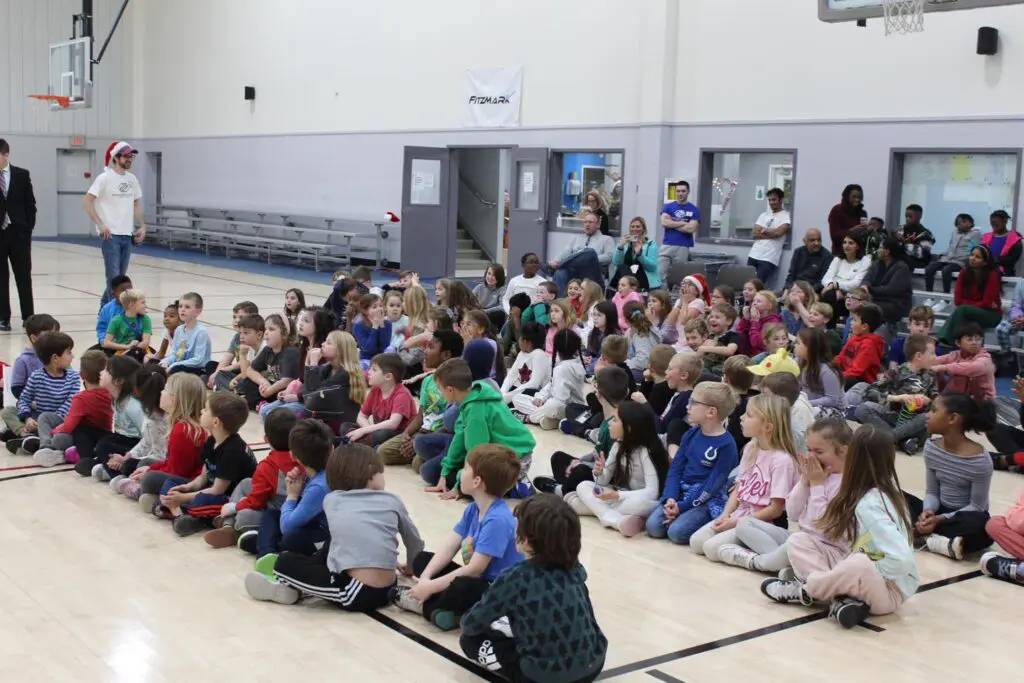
[
  {"xmin": 646, "ymin": 381, "xmax": 739, "ymax": 545},
  {"xmin": 394, "ymin": 444, "xmax": 524, "ymax": 631}
]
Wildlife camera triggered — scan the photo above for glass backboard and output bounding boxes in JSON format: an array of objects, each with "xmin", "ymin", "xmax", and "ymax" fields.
[
  {"xmin": 819, "ymin": 0, "xmax": 1024, "ymax": 22},
  {"xmin": 48, "ymin": 38, "xmax": 92, "ymax": 110}
]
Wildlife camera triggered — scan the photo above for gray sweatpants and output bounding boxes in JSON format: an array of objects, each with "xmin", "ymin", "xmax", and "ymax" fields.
[
  {"xmin": 37, "ymin": 412, "xmax": 74, "ymax": 451},
  {"xmin": 225, "ymin": 478, "xmax": 265, "ymax": 532},
  {"xmin": 735, "ymin": 517, "xmax": 792, "ymax": 572},
  {"xmin": 0, "ymin": 406, "xmax": 27, "ymax": 436},
  {"xmin": 855, "ymin": 401, "xmax": 927, "ymax": 442},
  {"xmin": 658, "ymin": 244, "xmax": 690, "ymax": 286}
]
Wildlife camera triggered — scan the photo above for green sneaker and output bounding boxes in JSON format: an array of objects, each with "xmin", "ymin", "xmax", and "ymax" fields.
[
  {"xmin": 254, "ymin": 553, "xmax": 279, "ymax": 578},
  {"xmin": 431, "ymin": 609, "xmax": 459, "ymax": 631}
]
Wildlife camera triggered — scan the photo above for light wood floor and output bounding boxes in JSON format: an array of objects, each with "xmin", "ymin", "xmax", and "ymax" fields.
[{"xmin": 1, "ymin": 241, "xmax": 1021, "ymax": 683}]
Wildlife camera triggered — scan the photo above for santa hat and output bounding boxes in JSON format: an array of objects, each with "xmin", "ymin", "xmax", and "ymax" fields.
[
  {"xmin": 682, "ymin": 274, "xmax": 711, "ymax": 306},
  {"xmin": 105, "ymin": 141, "xmax": 137, "ymax": 167}
]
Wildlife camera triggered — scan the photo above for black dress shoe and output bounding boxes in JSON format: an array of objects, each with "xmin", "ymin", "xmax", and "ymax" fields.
[{"xmin": 0, "ymin": 321, "xmax": 11, "ymax": 332}]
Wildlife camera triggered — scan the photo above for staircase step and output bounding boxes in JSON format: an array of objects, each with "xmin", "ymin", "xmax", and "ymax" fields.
[
  {"xmin": 457, "ymin": 248, "xmax": 484, "ymax": 258},
  {"xmin": 457, "ymin": 238, "xmax": 475, "ymax": 249},
  {"xmin": 457, "ymin": 258, "xmax": 491, "ymax": 269}
]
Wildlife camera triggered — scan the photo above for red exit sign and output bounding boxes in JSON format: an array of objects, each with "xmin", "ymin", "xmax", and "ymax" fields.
[{"xmin": 69, "ymin": 135, "xmax": 86, "ymax": 147}]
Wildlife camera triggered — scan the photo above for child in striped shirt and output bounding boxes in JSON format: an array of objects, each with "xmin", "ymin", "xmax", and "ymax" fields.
[{"xmin": 5, "ymin": 332, "xmax": 80, "ymax": 455}]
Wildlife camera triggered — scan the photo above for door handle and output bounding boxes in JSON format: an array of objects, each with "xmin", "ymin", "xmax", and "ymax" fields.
[{"xmin": 534, "ymin": 217, "xmax": 545, "ymax": 224}]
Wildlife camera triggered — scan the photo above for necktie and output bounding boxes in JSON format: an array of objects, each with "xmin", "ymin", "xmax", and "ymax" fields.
[{"xmin": 0, "ymin": 168, "xmax": 8, "ymax": 229}]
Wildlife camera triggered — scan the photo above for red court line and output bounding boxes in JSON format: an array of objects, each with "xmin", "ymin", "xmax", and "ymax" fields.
[{"xmin": 0, "ymin": 464, "xmax": 41, "ymax": 472}]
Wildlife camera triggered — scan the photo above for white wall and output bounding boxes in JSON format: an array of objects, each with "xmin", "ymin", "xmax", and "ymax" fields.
[
  {"xmin": 0, "ymin": 0, "xmax": 137, "ymax": 237},
  {"xmin": 677, "ymin": 0, "xmax": 1024, "ymax": 123},
  {"xmin": 138, "ymin": 0, "xmax": 678, "ymax": 137}
]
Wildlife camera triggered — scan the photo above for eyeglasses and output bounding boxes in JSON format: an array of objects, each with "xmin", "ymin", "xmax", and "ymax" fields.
[{"xmin": 688, "ymin": 398, "xmax": 712, "ymax": 408}]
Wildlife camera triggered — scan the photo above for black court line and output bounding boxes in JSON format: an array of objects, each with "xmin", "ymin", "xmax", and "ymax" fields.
[
  {"xmin": 0, "ymin": 467, "xmax": 74, "ymax": 482},
  {"xmin": 365, "ymin": 611, "xmax": 504, "ymax": 682},
  {"xmin": 857, "ymin": 621, "xmax": 886, "ymax": 633},
  {"xmin": 598, "ymin": 570, "xmax": 983, "ymax": 680},
  {"xmin": 647, "ymin": 670, "xmax": 686, "ymax": 683}
]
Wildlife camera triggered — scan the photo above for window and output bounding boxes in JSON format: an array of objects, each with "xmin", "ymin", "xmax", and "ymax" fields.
[
  {"xmin": 551, "ymin": 151, "xmax": 624, "ymax": 234},
  {"xmin": 697, "ymin": 150, "xmax": 796, "ymax": 243},
  {"xmin": 890, "ymin": 151, "xmax": 1020, "ymax": 254}
]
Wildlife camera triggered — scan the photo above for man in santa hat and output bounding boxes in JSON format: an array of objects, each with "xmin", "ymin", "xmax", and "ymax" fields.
[{"xmin": 83, "ymin": 141, "xmax": 145, "ymax": 306}]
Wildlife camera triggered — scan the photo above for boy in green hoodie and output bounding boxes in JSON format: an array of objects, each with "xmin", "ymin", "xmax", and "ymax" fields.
[{"xmin": 428, "ymin": 358, "xmax": 536, "ymax": 500}]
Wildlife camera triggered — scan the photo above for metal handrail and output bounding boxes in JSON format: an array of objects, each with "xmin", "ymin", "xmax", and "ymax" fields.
[{"xmin": 459, "ymin": 174, "xmax": 497, "ymax": 208}]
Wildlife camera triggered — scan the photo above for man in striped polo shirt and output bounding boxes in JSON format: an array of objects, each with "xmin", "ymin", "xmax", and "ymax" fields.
[{"xmin": 2, "ymin": 331, "xmax": 80, "ymax": 454}]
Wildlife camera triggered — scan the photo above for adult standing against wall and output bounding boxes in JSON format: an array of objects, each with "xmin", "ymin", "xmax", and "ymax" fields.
[
  {"xmin": 544, "ymin": 210, "xmax": 614, "ymax": 295},
  {"xmin": 659, "ymin": 180, "xmax": 700, "ymax": 283},
  {"xmin": 84, "ymin": 141, "xmax": 145, "ymax": 306},
  {"xmin": 827, "ymin": 184, "xmax": 867, "ymax": 258},
  {"xmin": 0, "ymin": 139, "xmax": 37, "ymax": 332},
  {"xmin": 783, "ymin": 228, "xmax": 832, "ymax": 296},
  {"xmin": 610, "ymin": 216, "xmax": 660, "ymax": 293},
  {"xmin": 745, "ymin": 187, "xmax": 791, "ymax": 286}
]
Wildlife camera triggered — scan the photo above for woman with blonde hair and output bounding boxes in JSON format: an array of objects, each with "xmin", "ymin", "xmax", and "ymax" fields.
[
  {"xmin": 611, "ymin": 216, "xmax": 661, "ymax": 293},
  {"xmin": 584, "ymin": 190, "xmax": 610, "ymax": 235},
  {"xmin": 303, "ymin": 330, "xmax": 368, "ymax": 433}
]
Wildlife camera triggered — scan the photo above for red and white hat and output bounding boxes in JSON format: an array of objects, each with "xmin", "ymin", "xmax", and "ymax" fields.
[
  {"xmin": 682, "ymin": 274, "xmax": 711, "ymax": 306},
  {"xmin": 105, "ymin": 141, "xmax": 137, "ymax": 167}
]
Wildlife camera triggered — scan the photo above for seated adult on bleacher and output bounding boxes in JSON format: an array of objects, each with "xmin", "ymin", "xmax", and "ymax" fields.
[
  {"xmin": 861, "ymin": 236, "xmax": 912, "ymax": 335},
  {"xmin": 544, "ymin": 210, "xmax": 615, "ymax": 296},
  {"xmin": 937, "ymin": 246, "xmax": 1002, "ymax": 348},
  {"xmin": 782, "ymin": 228, "xmax": 832, "ymax": 297},
  {"xmin": 819, "ymin": 235, "xmax": 871, "ymax": 326}
]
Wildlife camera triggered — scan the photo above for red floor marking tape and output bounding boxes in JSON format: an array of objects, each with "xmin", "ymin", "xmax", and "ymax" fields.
[{"xmin": 0, "ymin": 464, "xmax": 41, "ymax": 472}]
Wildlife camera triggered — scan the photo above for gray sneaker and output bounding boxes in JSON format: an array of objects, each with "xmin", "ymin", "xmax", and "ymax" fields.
[
  {"xmin": 138, "ymin": 493, "xmax": 159, "ymax": 515},
  {"xmin": 33, "ymin": 448, "xmax": 66, "ymax": 468},
  {"xmin": 926, "ymin": 534, "xmax": 965, "ymax": 560},
  {"xmin": 172, "ymin": 515, "xmax": 208, "ymax": 537},
  {"xmin": 391, "ymin": 585, "xmax": 424, "ymax": 614},
  {"xmin": 109, "ymin": 475, "xmax": 126, "ymax": 491},
  {"xmin": 244, "ymin": 572, "xmax": 300, "ymax": 605},
  {"xmin": 91, "ymin": 463, "xmax": 111, "ymax": 482},
  {"xmin": 760, "ymin": 578, "xmax": 813, "ymax": 606}
]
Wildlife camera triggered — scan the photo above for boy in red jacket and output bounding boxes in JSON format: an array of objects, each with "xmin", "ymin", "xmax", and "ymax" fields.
[
  {"xmin": 835, "ymin": 303, "xmax": 886, "ymax": 389},
  {"xmin": 33, "ymin": 350, "xmax": 114, "ymax": 468},
  {"xmin": 203, "ymin": 407, "xmax": 300, "ymax": 549}
]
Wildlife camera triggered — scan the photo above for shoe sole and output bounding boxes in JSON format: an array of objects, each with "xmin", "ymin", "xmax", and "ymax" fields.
[
  {"xmin": 204, "ymin": 527, "xmax": 239, "ymax": 548},
  {"xmin": 244, "ymin": 572, "xmax": 299, "ymax": 605}
]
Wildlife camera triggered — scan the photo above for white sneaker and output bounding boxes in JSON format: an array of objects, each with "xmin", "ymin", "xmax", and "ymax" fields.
[
  {"xmin": 926, "ymin": 534, "xmax": 964, "ymax": 560},
  {"xmin": 91, "ymin": 463, "xmax": 111, "ymax": 482},
  {"xmin": 538, "ymin": 416, "xmax": 560, "ymax": 430},
  {"xmin": 760, "ymin": 578, "xmax": 813, "ymax": 605},
  {"xmin": 391, "ymin": 585, "xmax": 424, "ymax": 614},
  {"xmin": 244, "ymin": 572, "xmax": 300, "ymax": 605},
  {"xmin": 32, "ymin": 448, "xmax": 66, "ymax": 468},
  {"xmin": 931, "ymin": 301, "xmax": 948, "ymax": 314},
  {"xmin": 717, "ymin": 543, "xmax": 757, "ymax": 569},
  {"xmin": 922, "ymin": 298, "xmax": 936, "ymax": 308}
]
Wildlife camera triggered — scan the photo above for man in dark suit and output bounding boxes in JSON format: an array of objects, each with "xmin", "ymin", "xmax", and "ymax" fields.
[{"xmin": 0, "ymin": 139, "xmax": 37, "ymax": 331}]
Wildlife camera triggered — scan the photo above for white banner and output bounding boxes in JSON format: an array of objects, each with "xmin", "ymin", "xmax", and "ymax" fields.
[{"xmin": 464, "ymin": 67, "xmax": 523, "ymax": 128}]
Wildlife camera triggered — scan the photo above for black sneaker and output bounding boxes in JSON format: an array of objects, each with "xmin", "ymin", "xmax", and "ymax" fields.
[
  {"xmin": 828, "ymin": 597, "xmax": 870, "ymax": 629},
  {"xmin": 20, "ymin": 435, "xmax": 40, "ymax": 454},
  {"xmin": 74, "ymin": 457, "xmax": 99, "ymax": 477},
  {"xmin": 238, "ymin": 530, "xmax": 259, "ymax": 555},
  {"xmin": 980, "ymin": 551, "xmax": 1022, "ymax": 583},
  {"xmin": 511, "ymin": 410, "xmax": 530, "ymax": 424},
  {"xmin": 0, "ymin": 429, "xmax": 14, "ymax": 442},
  {"xmin": 900, "ymin": 437, "xmax": 922, "ymax": 455},
  {"xmin": 172, "ymin": 515, "xmax": 209, "ymax": 537},
  {"xmin": 0, "ymin": 321, "xmax": 11, "ymax": 332},
  {"xmin": 532, "ymin": 476, "xmax": 559, "ymax": 494},
  {"xmin": 5, "ymin": 438, "xmax": 23, "ymax": 454}
]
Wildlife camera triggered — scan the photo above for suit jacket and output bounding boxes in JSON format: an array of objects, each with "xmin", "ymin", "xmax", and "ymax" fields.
[{"xmin": 0, "ymin": 166, "xmax": 37, "ymax": 231}]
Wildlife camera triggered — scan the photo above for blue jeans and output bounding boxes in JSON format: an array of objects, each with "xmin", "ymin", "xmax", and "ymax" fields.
[
  {"xmin": 258, "ymin": 400, "xmax": 306, "ymax": 419},
  {"xmin": 255, "ymin": 508, "xmax": 330, "ymax": 558},
  {"xmin": 646, "ymin": 504, "xmax": 712, "ymax": 544},
  {"xmin": 747, "ymin": 257, "xmax": 777, "ymax": 289},
  {"xmin": 416, "ymin": 433, "xmax": 454, "ymax": 486},
  {"xmin": 551, "ymin": 249, "xmax": 605, "ymax": 296},
  {"xmin": 100, "ymin": 235, "xmax": 134, "ymax": 305}
]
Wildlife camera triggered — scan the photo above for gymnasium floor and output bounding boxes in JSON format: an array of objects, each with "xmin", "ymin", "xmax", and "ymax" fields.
[{"xmin": 0, "ymin": 241, "xmax": 1020, "ymax": 683}]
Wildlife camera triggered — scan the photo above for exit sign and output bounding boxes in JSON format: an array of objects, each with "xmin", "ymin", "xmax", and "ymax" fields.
[{"xmin": 69, "ymin": 135, "xmax": 86, "ymax": 147}]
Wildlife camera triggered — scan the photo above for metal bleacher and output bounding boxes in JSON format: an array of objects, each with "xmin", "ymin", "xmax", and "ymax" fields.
[{"xmin": 145, "ymin": 205, "xmax": 391, "ymax": 271}]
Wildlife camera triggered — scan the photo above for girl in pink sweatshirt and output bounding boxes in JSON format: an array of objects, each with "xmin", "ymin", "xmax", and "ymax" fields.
[
  {"xmin": 981, "ymin": 491, "xmax": 1024, "ymax": 584},
  {"xmin": 611, "ymin": 276, "xmax": 644, "ymax": 332},
  {"xmin": 737, "ymin": 290, "xmax": 784, "ymax": 356},
  {"xmin": 716, "ymin": 418, "xmax": 852, "ymax": 573},
  {"xmin": 931, "ymin": 322, "xmax": 996, "ymax": 402}
]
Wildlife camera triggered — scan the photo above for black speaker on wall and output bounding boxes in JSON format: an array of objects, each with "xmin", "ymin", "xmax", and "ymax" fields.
[
  {"xmin": 977, "ymin": 27, "xmax": 999, "ymax": 56},
  {"xmin": 244, "ymin": 86, "xmax": 256, "ymax": 101}
]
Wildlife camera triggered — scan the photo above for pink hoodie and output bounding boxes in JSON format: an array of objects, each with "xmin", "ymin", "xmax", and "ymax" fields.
[
  {"xmin": 612, "ymin": 291, "xmax": 644, "ymax": 332},
  {"xmin": 786, "ymin": 472, "xmax": 845, "ymax": 548},
  {"xmin": 935, "ymin": 348, "xmax": 996, "ymax": 402}
]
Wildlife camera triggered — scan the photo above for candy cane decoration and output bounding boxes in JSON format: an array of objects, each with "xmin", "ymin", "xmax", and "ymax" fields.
[{"xmin": 713, "ymin": 177, "xmax": 740, "ymax": 213}]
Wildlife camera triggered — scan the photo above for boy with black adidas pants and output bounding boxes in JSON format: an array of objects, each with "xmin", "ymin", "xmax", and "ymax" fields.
[{"xmin": 460, "ymin": 494, "xmax": 607, "ymax": 683}]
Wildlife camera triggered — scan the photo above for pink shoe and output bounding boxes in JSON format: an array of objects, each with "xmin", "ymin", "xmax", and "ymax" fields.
[
  {"xmin": 118, "ymin": 478, "xmax": 141, "ymax": 500},
  {"xmin": 63, "ymin": 447, "xmax": 79, "ymax": 464}
]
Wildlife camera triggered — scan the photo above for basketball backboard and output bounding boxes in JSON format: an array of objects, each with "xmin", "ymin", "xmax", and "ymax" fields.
[
  {"xmin": 48, "ymin": 38, "xmax": 92, "ymax": 110},
  {"xmin": 819, "ymin": 0, "xmax": 1024, "ymax": 22}
]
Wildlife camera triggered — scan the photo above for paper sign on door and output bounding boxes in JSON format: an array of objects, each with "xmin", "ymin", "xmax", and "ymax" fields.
[{"xmin": 523, "ymin": 172, "xmax": 535, "ymax": 193}]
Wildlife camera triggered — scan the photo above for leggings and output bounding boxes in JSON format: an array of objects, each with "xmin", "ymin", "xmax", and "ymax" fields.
[
  {"xmin": 573, "ymin": 480, "xmax": 658, "ymax": 532},
  {"xmin": 74, "ymin": 433, "xmax": 141, "ymax": 476},
  {"xmin": 904, "ymin": 493, "xmax": 992, "ymax": 554},
  {"xmin": 411, "ymin": 551, "xmax": 491, "ymax": 622},
  {"xmin": 735, "ymin": 517, "xmax": 792, "ymax": 572},
  {"xmin": 549, "ymin": 451, "xmax": 595, "ymax": 495},
  {"xmin": 274, "ymin": 547, "xmax": 394, "ymax": 612}
]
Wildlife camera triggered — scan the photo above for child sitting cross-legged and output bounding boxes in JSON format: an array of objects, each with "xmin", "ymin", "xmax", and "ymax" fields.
[
  {"xmin": 234, "ymin": 313, "xmax": 300, "ymax": 414},
  {"xmin": 155, "ymin": 392, "xmax": 257, "ymax": 536},
  {"xmin": 245, "ymin": 443, "xmax": 425, "ymax": 611},
  {"xmin": 249, "ymin": 419, "xmax": 334, "ymax": 561},
  {"xmin": 459, "ymin": 494, "xmax": 608, "ymax": 683},
  {"xmin": 623, "ymin": 301, "xmax": 658, "ymax": 382},
  {"xmin": 678, "ymin": 317, "xmax": 710, "ymax": 355},
  {"xmin": 342, "ymin": 353, "xmax": 417, "ymax": 447},
  {"xmin": 207, "ymin": 301, "xmax": 259, "ymax": 390},
  {"xmin": 637, "ymin": 344, "xmax": 676, "ymax": 416},
  {"xmin": 699, "ymin": 303, "xmax": 740, "ymax": 377},
  {"xmin": 889, "ymin": 305, "xmax": 934, "ymax": 369},
  {"xmin": 2, "ymin": 314, "xmax": 59, "ymax": 436},
  {"xmin": 645, "ymin": 381, "xmax": 739, "ymax": 545},
  {"xmin": 611, "ymin": 276, "xmax": 643, "ymax": 332},
  {"xmin": 159, "ymin": 293, "xmax": 212, "ymax": 377},
  {"xmin": 722, "ymin": 356, "xmax": 757, "ymax": 454},
  {"xmin": 738, "ymin": 290, "xmax": 783, "ymax": 356},
  {"xmin": 835, "ymin": 302, "xmax": 885, "ymax": 390},
  {"xmin": 32, "ymin": 349, "xmax": 113, "ymax": 468},
  {"xmin": 930, "ymin": 322, "xmax": 996, "ymax": 404},
  {"xmin": 646, "ymin": 351, "xmax": 704, "ymax": 436},
  {"xmin": 72, "ymin": 357, "xmax": 147, "ymax": 478},
  {"xmin": 106, "ymin": 365, "xmax": 168, "ymax": 488},
  {"xmin": 4, "ymin": 332, "xmax": 80, "ymax": 456},
  {"xmin": 761, "ymin": 425, "xmax": 919, "ymax": 629},
  {"xmin": 794, "ymin": 327, "xmax": 846, "ymax": 415},
  {"xmin": 757, "ymin": 370, "xmax": 815, "ymax": 455},
  {"xmin": 568, "ymin": 401, "xmax": 670, "ymax": 537},
  {"xmin": 690, "ymin": 394, "xmax": 799, "ymax": 563},
  {"xmin": 500, "ymin": 322, "xmax": 550, "ymax": 406},
  {"xmin": 101, "ymin": 289, "xmax": 152, "ymax": 362},
  {"xmin": 301, "ymin": 330, "xmax": 368, "ymax": 433},
  {"xmin": 427, "ymin": 359, "xmax": 536, "ymax": 499},
  {"xmin": 394, "ymin": 444, "xmax": 524, "ymax": 631},
  {"xmin": 853, "ymin": 333, "xmax": 937, "ymax": 454},
  {"xmin": 719, "ymin": 418, "xmax": 851, "ymax": 574},
  {"xmin": 203, "ymin": 408, "xmax": 300, "ymax": 549},
  {"xmin": 750, "ymin": 322, "xmax": 789, "ymax": 364},
  {"xmin": 511, "ymin": 330, "xmax": 586, "ymax": 430}
]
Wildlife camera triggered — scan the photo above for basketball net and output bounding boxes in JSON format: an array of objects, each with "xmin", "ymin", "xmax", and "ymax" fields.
[{"xmin": 882, "ymin": 0, "xmax": 925, "ymax": 35}]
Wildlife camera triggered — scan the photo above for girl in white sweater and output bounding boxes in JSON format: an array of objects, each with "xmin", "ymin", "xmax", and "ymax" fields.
[
  {"xmin": 511, "ymin": 329, "xmax": 586, "ymax": 430},
  {"xmin": 500, "ymin": 322, "xmax": 551, "ymax": 405},
  {"xmin": 569, "ymin": 401, "xmax": 669, "ymax": 537}
]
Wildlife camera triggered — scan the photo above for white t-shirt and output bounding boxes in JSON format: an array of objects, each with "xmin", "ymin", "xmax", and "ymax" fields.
[
  {"xmin": 748, "ymin": 209, "xmax": 791, "ymax": 265},
  {"xmin": 87, "ymin": 169, "xmax": 142, "ymax": 235}
]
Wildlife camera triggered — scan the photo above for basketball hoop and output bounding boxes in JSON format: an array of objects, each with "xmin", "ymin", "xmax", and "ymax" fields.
[
  {"xmin": 882, "ymin": 0, "xmax": 925, "ymax": 35},
  {"xmin": 27, "ymin": 94, "xmax": 71, "ymax": 109}
]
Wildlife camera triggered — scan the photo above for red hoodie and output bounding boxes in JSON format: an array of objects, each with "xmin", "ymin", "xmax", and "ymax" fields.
[
  {"xmin": 149, "ymin": 421, "xmax": 206, "ymax": 479},
  {"xmin": 835, "ymin": 332, "xmax": 885, "ymax": 384},
  {"xmin": 52, "ymin": 387, "xmax": 113, "ymax": 434},
  {"xmin": 954, "ymin": 269, "xmax": 1002, "ymax": 314},
  {"xmin": 236, "ymin": 449, "xmax": 301, "ymax": 512}
]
